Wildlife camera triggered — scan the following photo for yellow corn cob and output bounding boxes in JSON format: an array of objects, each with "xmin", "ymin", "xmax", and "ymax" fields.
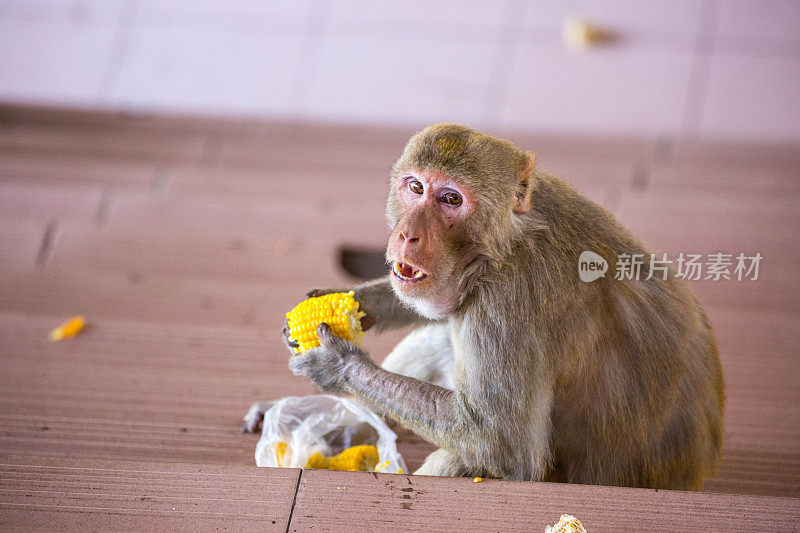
[
  {"xmin": 305, "ymin": 445, "xmax": 379, "ymax": 471},
  {"xmin": 49, "ymin": 316, "xmax": 85, "ymax": 341},
  {"xmin": 286, "ymin": 292, "xmax": 365, "ymax": 354}
]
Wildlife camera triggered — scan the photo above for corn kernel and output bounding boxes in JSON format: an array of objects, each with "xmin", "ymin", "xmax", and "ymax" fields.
[
  {"xmin": 473, "ymin": 477, "xmax": 483, "ymax": 483},
  {"xmin": 562, "ymin": 17, "xmax": 612, "ymax": 51},
  {"xmin": 285, "ymin": 292, "xmax": 365, "ymax": 354},
  {"xmin": 49, "ymin": 316, "xmax": 85, "ymax": 342},
  {"xmin": 273, "ymin": 441, "xmax": 288, "ymax": 467}
]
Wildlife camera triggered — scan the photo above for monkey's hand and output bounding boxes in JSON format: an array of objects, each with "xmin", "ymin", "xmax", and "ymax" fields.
[
  {"xmin": 305, "ymin": 276, "xmax": 431, "ymax": 333},
  {"xmin": 286, "ymin": 323, "xmax": 377, "ymax": 394},
  {"xmin": 306, "ymin": 288, "xmax": 377, "ymax": 331}
]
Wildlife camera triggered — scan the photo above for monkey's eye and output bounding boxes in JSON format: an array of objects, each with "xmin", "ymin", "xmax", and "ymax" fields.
[
  {"xmin": 441, "ymin": 191, "xmax": 463, "ymax": 206},
  {"xmin": 408, "ymin": 180, "xmax": 424, "ymax": 195}
]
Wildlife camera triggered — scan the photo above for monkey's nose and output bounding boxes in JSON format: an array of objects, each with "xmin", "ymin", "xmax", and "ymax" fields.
[{"xmin": 398, "ymin": 231, "xmax": 420, "ymax": 245}]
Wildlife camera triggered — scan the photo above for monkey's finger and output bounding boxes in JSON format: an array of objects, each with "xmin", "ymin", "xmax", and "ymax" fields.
[
  {"xmin": 316, "ymin": 322, "xmax": 333, "ymax": 340},
  {"xmin": 281, "ymin": 324, "xmax": 300, "ymax": 351},
  {"xmin": 317, "ymin": 323, "xmax": 360, "ymax": 358},
  {"xmin": 315, "ymin": 322, "xmax": 348, "ymax": 350},
  {"xmin": 282, "ymin": 322, "xmax": 299, "ymax": 345}
]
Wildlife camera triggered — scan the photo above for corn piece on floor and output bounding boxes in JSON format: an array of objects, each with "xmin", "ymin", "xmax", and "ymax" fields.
[{"xmin": 1, "ymin": 104, "xmax": 799, "ymax": 530}]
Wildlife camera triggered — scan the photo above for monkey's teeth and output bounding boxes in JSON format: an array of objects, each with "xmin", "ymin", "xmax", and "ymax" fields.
[{"xmin": 393, "ymin": 261, "xmax": 427, "ymax": 282}]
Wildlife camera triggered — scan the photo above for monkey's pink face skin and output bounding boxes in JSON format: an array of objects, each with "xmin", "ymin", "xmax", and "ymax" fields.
[{"xmin": 387, "ymin": 170, "xmax": 473, "ymax": 318}]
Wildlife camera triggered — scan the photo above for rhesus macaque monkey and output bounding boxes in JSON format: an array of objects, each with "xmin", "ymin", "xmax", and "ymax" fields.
[{"xmin": 246, "ymin": 124, "xmax": 724, "ymax": 489}]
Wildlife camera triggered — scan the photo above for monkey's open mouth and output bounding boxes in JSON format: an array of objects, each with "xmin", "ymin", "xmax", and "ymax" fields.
[{"xmin": 392, "ymin": 261, "xmax": 428, "ymax": 282}]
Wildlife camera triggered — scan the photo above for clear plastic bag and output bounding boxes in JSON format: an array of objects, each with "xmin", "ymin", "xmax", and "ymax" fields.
[{"xmin": 250, "ymin": 395, "xmax": 406, "ymax": 474}]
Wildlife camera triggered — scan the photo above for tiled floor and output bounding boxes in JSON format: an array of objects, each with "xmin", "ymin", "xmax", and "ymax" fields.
[{"xmin": 0, "ymin": 104, "xmax": 798, "ymax": 530}]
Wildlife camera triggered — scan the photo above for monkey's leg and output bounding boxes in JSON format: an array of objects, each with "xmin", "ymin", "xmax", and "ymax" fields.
[
  {"xmin": 381, "ymin": 323, "xmax": 454, "ymax": 390},
  {"xmin": 414, "ymin": 448, "xmax": 470, "ymax": 477},
  {"xmin": 241, "ymin": 400, "xmax": 276, "ymax": 434}
]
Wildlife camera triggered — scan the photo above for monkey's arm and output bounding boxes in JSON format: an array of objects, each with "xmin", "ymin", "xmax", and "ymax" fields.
[
  {"xmin": 344, "ymin": 358, "xmax": 460, "ymax": 447},
  {"xmin": 355, "ymin": 276, "xmax": 432, "ymax": 331},
  {"xmin": 287, "ymin": 324, "xmax": 462, "ymax": 449},
  {"xmin": 310, "ymin": 276, "xmax": 431, "ymax": 331}
]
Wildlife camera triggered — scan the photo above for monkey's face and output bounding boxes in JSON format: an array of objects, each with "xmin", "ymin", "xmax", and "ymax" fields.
[
  {"xmin": 385, "ymin": 123, "xmax": 535, "ymax": 318},
  {"xmin": 386, "ymin": 169, "xmax": 474, "ymax": 319}
]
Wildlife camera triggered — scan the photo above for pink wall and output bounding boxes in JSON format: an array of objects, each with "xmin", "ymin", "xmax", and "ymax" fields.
[{"xmin": 1, "ymin": 0, "xmax": 798, "ymax": 142}]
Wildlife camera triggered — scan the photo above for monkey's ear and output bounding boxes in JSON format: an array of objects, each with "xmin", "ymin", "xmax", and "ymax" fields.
[{"xmin": 513, "ymin": 151, "xmax": 536, "ymax": 213}]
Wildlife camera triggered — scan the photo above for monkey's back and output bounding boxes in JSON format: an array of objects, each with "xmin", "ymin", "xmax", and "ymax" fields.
[{"xmin": 528, "ymin": 173, "xmax": 725, "ymax": 490}]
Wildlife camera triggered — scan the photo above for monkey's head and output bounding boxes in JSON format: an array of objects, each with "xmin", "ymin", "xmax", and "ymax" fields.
[{"xmin": 386, "ymin": 123, "xmax": 536, "ymax": 319}]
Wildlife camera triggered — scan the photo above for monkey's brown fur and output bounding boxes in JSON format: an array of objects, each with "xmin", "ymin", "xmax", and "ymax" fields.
[{"xmin": 273, "ymin": 123, "xmax": 724, "ymax": 489}]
